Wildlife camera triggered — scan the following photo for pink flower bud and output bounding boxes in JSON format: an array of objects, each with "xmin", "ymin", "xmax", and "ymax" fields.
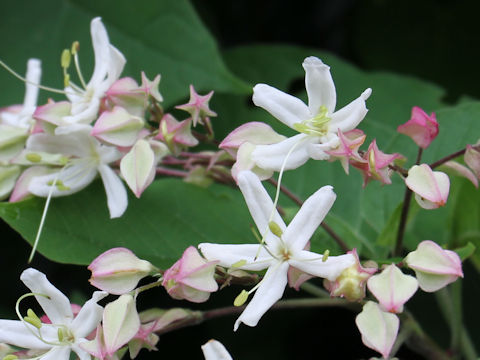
[
  {"xmin": 88, "ymin": 247, "xmax": 157, "ymax": 295},
  {"xmin": 405, "ymin": 240, "xmax": 463, "ymax": 292},
  {"xmin": 405, "ymin": 164, "xmax": 450, "ymax": 209},
  {"xmin": 162, "ymin": 246, "xmax": 218, "ymax": 303},
  {"xmin": 356, "ymin": 301, "xmax": 399, "ymax": 359},
  {"xmin": 367, "ymin": 264, "xmax": 418, "ymax": 313},
  {"xmin": 324, "ymin": 249, "xmax": 377, "ymax": 302},
  {"xmin": 397, "ymin": 106, "xmax": 439, "ymax": 149}
]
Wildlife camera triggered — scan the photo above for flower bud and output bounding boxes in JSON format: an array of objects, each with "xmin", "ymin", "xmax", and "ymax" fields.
[
  {"xmin": 405, "ymin": 164, "xmax": 450, "ymax": 209},
  {"xmin": 324, "ymin": 249, "xmax": 377, "ymax": 302},
  {"xmin": 397, "ymin": 106, "xmax": 439, "ymax": 149},
  {"xmin": 367, "ymin": 264, "xmax": 418, "ymax": 313},
  {"xmin": 405, "ymin": 240, "xmax": 463, "ymax": 292},
  {"xmin": 88, "ymin": 247, "xmax": 157, "ymax": 294},
  {"xmin": 162, "ymin": 246, "xmax": 218, "ymax": 303}
]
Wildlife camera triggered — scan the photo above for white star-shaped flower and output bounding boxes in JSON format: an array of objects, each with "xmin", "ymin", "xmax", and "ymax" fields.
[
  {"xmin": 251, "ymin": 56, "xmax": 371, "ymax": 171},
  {"xmin": 199, "ymin": 171, "xmax": 355, "ymax": 330}
]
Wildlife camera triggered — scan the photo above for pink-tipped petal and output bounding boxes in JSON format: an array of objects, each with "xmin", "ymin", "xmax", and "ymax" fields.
[{"xmin": 405, "ymin": 164, "xmax": 450, "ymax": 209}]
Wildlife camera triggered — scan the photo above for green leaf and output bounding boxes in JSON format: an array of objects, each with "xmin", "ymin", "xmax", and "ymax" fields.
[
  {"xmin": 0, "ymin": 0, "xmax": 249, "ymax": 109},
  {"xmin": 454, "ymin": 242, "xmax": 476, "ymax": 262},
  {"xmin": 0, "ymin": 179, "xmax": 252, "ymax": 268}
]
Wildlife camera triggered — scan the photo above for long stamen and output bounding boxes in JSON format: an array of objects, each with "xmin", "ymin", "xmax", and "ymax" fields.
[
  {"xmin": 71, "ymin": 41, "xmax": 87, "ymax": 89},
  {"xmin": 0, "ymin": 59, "xmax": 68, "ymax": 95}
]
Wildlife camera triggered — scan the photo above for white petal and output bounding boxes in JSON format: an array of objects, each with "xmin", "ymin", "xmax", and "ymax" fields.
[
  {"xmin": 28, "ymin": 163, "xmax": 97, "ymax": 197},
  {"xmin": 89, "ymin": 17, "xmax": 110, "ymax": 87},
  {"xmin": 283, "ymin": 185, "xmax": 336, "ymax": 250},
  {"xmin": 303, "ymin": 57, "xmax": 336, "ymax": 115},
  {"xmin": 234, "ymin": 261, "xmax": 289, "ymax": 330},
  {"xmin": 198, "ymin": 243, "xmax": 273, "ymax": 271},
  {"xmin": 289, "ymin": 252, "xmax": 355, "ymax": 281},
  {"xmin": 20, "ymin": 268, "xmax": 73, "ymax": 325},
  {"xmin": 307, "ymin": 135, "xmax": 340, "ymax": 160},
  {"xmin": 252, "ymin": 84, "xmax": 310, "ymax": 128},
  {"xmin": 71, "ymin": 291, "xmax": 107, "ymax": 338},
  {"xmin": 98, "ymin": 164, "xmax": 128, "ymax": 218},
  {"xmin": 26, "ymin": 131, "xmax": 92, "ymax": 158},
  {"xmin": 201, "ymin": 340, "xmax": 233, "ymax": 360},
  {"xmin": 40, "ymin": 346, "xmax": 71, "ymax": 360},
  {"xmin": 329, "ymin": 88, "xmax": 371, "ymax": 133},
  {"xmin": 0, "ymin": 320, "xmax": 54, "ymax": 350},
  {"xmin": 22, "ymin": 58, "xmax": 42, "ymax": 115},
  {"xmin": 106, "ymin": 46, "xmax": 126, "ymax": 88},
  {"xmin": 71, "ymin": 344, "xmax": 93, "ymax": 360},
  {"xmin": 252, "ymin": 133, "xmax": 314, "ymax": 171},
  {"xmin": 237, "ymin": 170, "xmax": 285, "ymax": 238}
]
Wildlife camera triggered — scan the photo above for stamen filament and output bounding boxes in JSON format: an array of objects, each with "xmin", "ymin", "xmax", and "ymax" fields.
[{"xmin": 73, "ymin": 53, "xmax": 87, "ymax": 89}]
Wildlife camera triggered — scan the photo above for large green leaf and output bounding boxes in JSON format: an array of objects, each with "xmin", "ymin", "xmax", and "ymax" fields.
[
  {"xmin": 0, "ymin": 0, "xmax": 249, "ymax": 109},
  {"xmin": 0, "ymin": 179, "xmax": 252, "ymax": 268}
]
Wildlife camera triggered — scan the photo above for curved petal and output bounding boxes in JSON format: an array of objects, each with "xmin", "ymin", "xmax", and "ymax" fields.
[
  {"xmin": 64, "ymin": 97, "xmax": 101, "ymax": 124},
  {"xmin": 252, "ymin": 133, "xmax": 314, "ymax": 171},
  {"xmin": 40, "ymin": 345, "xmax": 71, "ymax": 360},
  {"xmin": 71, "ymin": 291, "xmax": 107, "ymax": 338},
  {"xmin": 28, "ymin": 162, "xmax": 97, "ymax": 197},
  {"xmin": 0, "ymin": 320, "xmax": 55, "ymax": 350},
  {"xmin": 198, "ymin": 243, "xmax": 273, "ymax": 271},
  {"xmin": 26, "ymin": 132, "xmax": 91, "ymax": 158},
  {"xmin": 234, "ymin": 261, "xmax": 289, "ymax": 330},
  {"xmin": 303, "ymin": 56, "xmax": 336, "ymax": 115},
  {"xmin": 88, "ymin": 17, "xmax": 110, "ymax": 87},
  {"xmin": 71, "ymin": 344, "xmax": 93, "ymax": 360},
  {"xmin": 201, "ymin": 340, "xmax": 233, "ymax": 360},
  {"xmin": 329, "ymin": 88, "xmax": 371, "ymax": 133},
  {"xmin": 237, "ymin": 170, "xmax": 285, "ymax": 237},
  {"xmin": 289, "ymin": 252, "xmax": 355, "ymax": 281},
  {"xmin": 20, "ymin": 268, "xmax": 73, "ymax": 325},
  {"xmin": 21, "ymin": 58, "xmax": 42, "ymax": 118},
  {"xmin": 283, "ymin": 185, "xmax": 336, "ymax": 250},
  {"xmin": 252, "ymin": 84, "xmax": 310, "ymax": 128},
  {"xmin": 105, "ymin": 46, "xmax": 126, "ymax": 89},
  {"xmin": 307, "ymin": 135, "xmax": 340, "ymax": 160},
  {"xmin": 98, "ymin": 164, "xmax": 128, "ymax": 218}
]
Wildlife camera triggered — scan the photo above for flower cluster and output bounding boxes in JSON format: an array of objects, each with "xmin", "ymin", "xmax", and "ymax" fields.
[{"xmin": 0, "ymin": 17, "xmax": 217, "ymax": 218}]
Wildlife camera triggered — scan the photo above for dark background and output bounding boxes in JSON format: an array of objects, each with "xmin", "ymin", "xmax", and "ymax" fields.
[{"xmin": 2, "ymin": 1, "xmax": 480, "ymax": 359}]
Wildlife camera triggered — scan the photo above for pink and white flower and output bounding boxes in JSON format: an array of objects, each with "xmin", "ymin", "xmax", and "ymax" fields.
[
  {"xmin": 199, "ymin": 170, "xmax": 355, "ymax": 330},
  {"xmin": 397, "ymin": 106, "xmax": 438, "ymax": 149},
  {"xmin": 405, "ymin": 164, "xmax": 450, "ymax": 209}
]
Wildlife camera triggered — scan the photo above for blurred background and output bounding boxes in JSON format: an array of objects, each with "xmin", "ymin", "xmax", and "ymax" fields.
[{"xmin": 1, "ymin": 1, "xmax": 480, "ymax": 359}]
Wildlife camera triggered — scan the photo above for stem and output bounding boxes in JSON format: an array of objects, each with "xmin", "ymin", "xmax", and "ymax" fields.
[
  {"xmin": 267, "ymin": 178, "xmax": 350, "ymax": 252},
  {"xmin": 394, "ymin": 146, "xmax": 423, "ymax": 256},
  {"xmin": 429, "ymin": 144, "xmax": 480, "ymax": 169},
  {"xmin": 156, "ymin": 166, "xmax": 188, "ymax": 178}
]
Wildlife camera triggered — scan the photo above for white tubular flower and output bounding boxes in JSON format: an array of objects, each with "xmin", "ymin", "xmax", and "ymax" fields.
[
  {"xmin": 251, "ymin": 56, "xmax": 371, "ymax": 171},
  {"xmin": 63, "ymin": 17, "xmax": 126, "ymax": 126},
  {"xmin": 199, "ymin": 171, "xmax": 355, "ymax": 330},
  {"xmin": 0, "ymin": 268, "xmax": 107, "ymax": 360},
  {"xmin": 25, "ymin": 129, "xmax": 128, "ymax": 218}
]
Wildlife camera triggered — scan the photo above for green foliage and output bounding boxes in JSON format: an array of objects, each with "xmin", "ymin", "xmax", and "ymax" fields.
[{"xmin": 0, "ymin": 4, "xmax": 479, "ymax": 271}]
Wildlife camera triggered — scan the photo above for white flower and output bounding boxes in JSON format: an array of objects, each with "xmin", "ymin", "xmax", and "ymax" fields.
[
  {"xmin": 0, "ymin": 268, "xmax": 107, "ymax": 360},
  {"xmin": 251, "ymin": 56, "xmax": 371, "ymax": 171},
  {"xmin": 63, "ymin": 17, "xmax": 126, "ymax": 127},
  {"xmin": 199, "ymin": 171, "xmax": 355, "ymax": 330},
  {"xmin": 24, "ymin": 129, "xmax": 128, "ymax": 218},
  {"xmin": 202, "ymin": 340, "xmax": 233, "ymax": 360}
]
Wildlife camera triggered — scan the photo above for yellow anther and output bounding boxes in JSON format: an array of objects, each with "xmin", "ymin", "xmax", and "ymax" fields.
[
  {"xmin": 293, "ymin": 105, "xmax": 331, "ymax": 136},
  {"xmin": 61, "ymin": 49, "xmax": 71, "ymax": 69},
  {"xmin": 71, "ymin": 41, "xmax": 80, "ymax": 55},
  {"xmin": 58, "ymin": 328, "xmax": 64, "ymax": 342},
  {"xmin": 24, "ymin": 308, "xmax": 42, "ymax": 329},
  {"xmin": 231, "ymin": 260, "xmax": 247, "ymax": 268},
  {"xmin": 234, "ymin": 289, "xmax": 249, "ymax": 307},
  {"xmin": 322, "ymin": 249, "xmax": 330, "ymax": 262},
  {"xmin": 25, "ymin": 153, "xmax": 42, "ymax": 163},
  {"xmin": 3, "ymin": 355, "xmax": 19, "ymax": 360},
  {"xmin": 268, "ymin": 221, "xmax": 283, "ymax": 238}
]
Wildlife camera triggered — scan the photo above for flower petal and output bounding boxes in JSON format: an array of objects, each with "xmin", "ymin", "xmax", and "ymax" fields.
[
  {"xmin": 252, "ymin": 133, "xmax": 314, "ymax": 171},
  {"xmin": 98, "ymin": 164, "xmax": 128, "ymax": 218},
  {"xmin": 289, "ymin": 252, "xmax": 355, "ymax": 281},
  {"xmin": 252, "ymin": 84, "xmax": 310, "ymax": 129},
  {"xmin": 198, "ymin": 243, "xmax": 272, "ymax": 271},
  {"xmin": 20, "ymin": 268, "xmax": 73, "ymax": 325},
  {"xmin": 283, "ymin": 185, "xmax": 336, "ymax": 250},
  {"xmin": 330, "ymin": 88, "xmax": 371, "ymax": 133},
  {"xmin": 201, "ymin": 340, "xmax": 233, "ymax": 360},
  {"xmin": 39, "ymin": 346, "xmax": 72, "ymax": 360},
  {"xmin": 303, "ymin": 56, "xmax": 336, "ymax": 115},
  {"xmin": 71, "ymin": 291, "xmax": 107, "ymax": 338},
  {"xmin": 0, "ymin": 320, "xmax": 55, "ymax": 349},
  {"xmin": 234, "ymin": 261, "xmax": 289, "ymax": 330}
]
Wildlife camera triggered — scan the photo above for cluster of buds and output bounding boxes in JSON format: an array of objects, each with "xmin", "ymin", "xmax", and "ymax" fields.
[{"xmin": 0, "ymin": 17, "xmax": 217, "ymax": 218}]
